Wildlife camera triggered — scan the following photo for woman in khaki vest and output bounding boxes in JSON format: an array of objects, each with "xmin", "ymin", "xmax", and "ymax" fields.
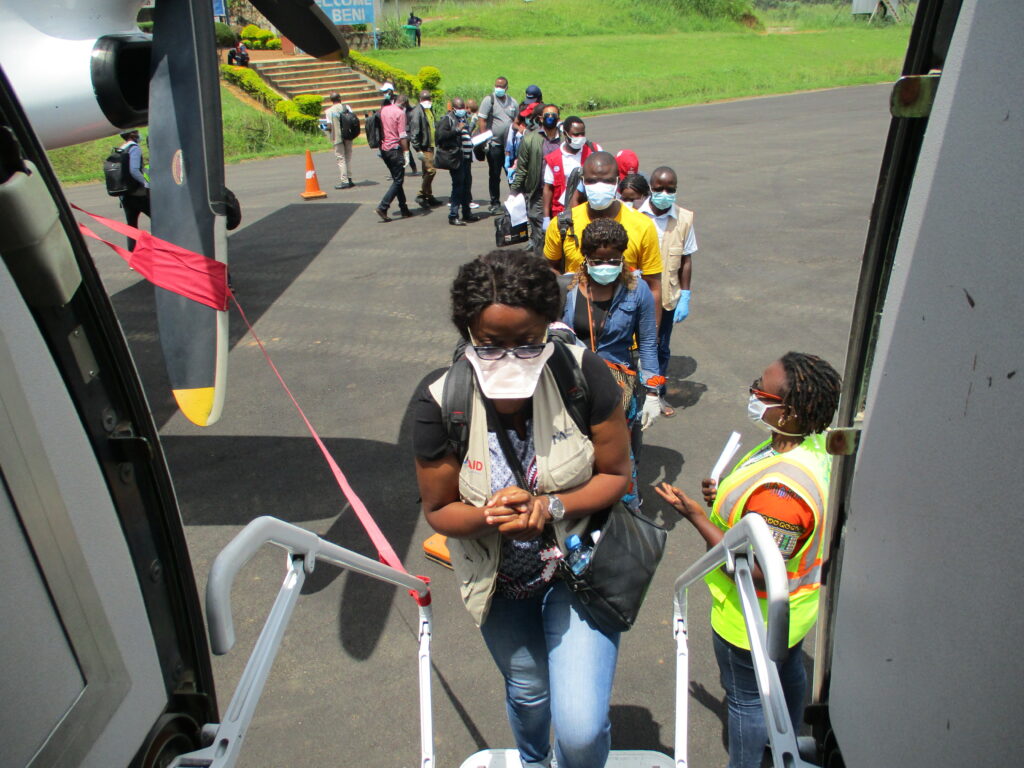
[{"xmin": 413, "ymin": 250, "xmax": 632, "ymax": 768}]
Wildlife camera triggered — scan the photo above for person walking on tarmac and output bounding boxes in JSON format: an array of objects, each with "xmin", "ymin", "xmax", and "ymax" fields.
[
  {"xmin": 375, "ymin": 92, "xmax": 414, "ymax": 223},
  {"xmin": 413, "ymin": 250, "xmax": 632, "ymax": 768},
  {"xmin": 655, "ymin": 352, "xmax": 842, "ymax": 768},
  {"xmin": 116, "ymin": 129, "xmax": 150, "ymax": 251}
]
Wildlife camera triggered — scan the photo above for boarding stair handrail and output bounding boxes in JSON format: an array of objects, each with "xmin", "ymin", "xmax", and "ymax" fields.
[
  {"xmin": 673, "ymin": 513, "xmax": 818, "ymax": 768},
  {"xmin": 170, "ymin": 516, "xmax": 434, "ymax": 768}
]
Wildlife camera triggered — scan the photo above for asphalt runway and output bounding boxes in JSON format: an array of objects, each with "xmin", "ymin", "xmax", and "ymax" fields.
[{"xmin": 67, "ymin": 83, "xmax": 892, "ymax": 768}]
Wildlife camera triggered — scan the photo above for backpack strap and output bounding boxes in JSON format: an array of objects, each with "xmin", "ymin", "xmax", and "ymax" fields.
[{"xmin": 440, "ymin": 339, "xmax": 592, "ymax": 462}]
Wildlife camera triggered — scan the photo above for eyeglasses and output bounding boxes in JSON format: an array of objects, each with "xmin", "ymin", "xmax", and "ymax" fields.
[
  {"xmin": 586, "ymin": 257, "xmax": 623, "ymax": 266},
  {"xmin": 749, "ymin": 379, "xmax": 783, "ymax": 403},
  {"xmin": 472, "ymin": 342, "xmax": 549, "ymax": 361}
]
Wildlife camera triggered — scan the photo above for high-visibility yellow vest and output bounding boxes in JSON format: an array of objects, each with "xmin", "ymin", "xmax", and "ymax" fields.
[{"xmin": 705, "ymin": 433, "xmax": 831, "ymax": 650}]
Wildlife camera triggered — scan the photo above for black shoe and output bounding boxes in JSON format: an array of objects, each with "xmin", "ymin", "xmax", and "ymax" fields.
[
  {"xmin": 488, "ymin": 203, "xmax": 502, "ymax": 215},
  {"xmin": 449, "ymin": 217, "xmax": 466, "ymax": 226},
  {"xmin": 376, "ymin": 207, "xmax": 391, "ymax": 223},
  {"xmin": 335, "ymin": 182, "xmax": 347, "ymax": 189},
  {"xmin": 415, "ymin": 194, "xmax": 429, "ymax": 206},
  {"xmin": 398, "ymin": 207, "xmax": 414, "ymax": 218},
  {"xmin": 462, "ymin": 213, "xmax": 480, "ymax": 223},
  {"xmin": 426, "ymin": 196, "xmax": 444, "ymax": 207}
]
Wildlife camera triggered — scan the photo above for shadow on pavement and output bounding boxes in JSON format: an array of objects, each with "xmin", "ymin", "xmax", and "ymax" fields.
[
  {"xmin": 610, "ymin": 704, "xmax": 672, "ymax": 754},
  {"xmin": 663, "ymin": 355, "xmax": 708, "ymax": 411}
]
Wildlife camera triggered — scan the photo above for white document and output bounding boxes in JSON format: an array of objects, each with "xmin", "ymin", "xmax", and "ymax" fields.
[
  {"xmin": 504, "ymin": 193, "xmax": 528, "ymax": 226},
  {"xmin": 710, "ymin": 431, "xmax": 742, "ymax": 484},
  {"xmin": 471, "ymin": 129, "xmax": 493, "ymax": 147}
]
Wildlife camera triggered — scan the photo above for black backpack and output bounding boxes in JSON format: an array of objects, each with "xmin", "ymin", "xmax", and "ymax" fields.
[
  {"xmin": 365, "ymin": 110, "xmax": 383, "ymax": 149},
  {"xmin": 441, "ymin": 336, "xmax": 591, "ymax": 462},
  {"xmin": 556, "ymin": 166, "xmax": 584, "ymax": 247},
  {"xmin": 340, "ymin": 110, "xmax": 361, "ymax": 141},
  {"xmin": 103, "ymin": 145, "xmax": 134, "ymax": 197}
]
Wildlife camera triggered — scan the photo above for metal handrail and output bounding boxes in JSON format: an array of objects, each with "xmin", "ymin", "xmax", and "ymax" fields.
[
  {"xmin": 672, "ymin": 514, "xmax": 817, "ymax": 768},
  {"xmin": 171, "ymin": 516, "xmax": 434, "ymax": 768}
]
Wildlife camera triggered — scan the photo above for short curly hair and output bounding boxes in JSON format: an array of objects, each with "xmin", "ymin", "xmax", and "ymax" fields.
[
  {"xmin": 450, "ymin": 250, "xmax": 560, "ymax": 339},
  {"xmin": 580, "ymin": 217, "xmax": 629, "ymax": 257}
]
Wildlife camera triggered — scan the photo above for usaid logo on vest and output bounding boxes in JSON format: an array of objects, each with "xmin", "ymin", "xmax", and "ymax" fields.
[
  {"xmin": 551, "ymin": 426, "xmax": 575, "ymax": 444},
  {"xmin": 464, "ymin": 457, "xmax": 484, "ymax": 472}
]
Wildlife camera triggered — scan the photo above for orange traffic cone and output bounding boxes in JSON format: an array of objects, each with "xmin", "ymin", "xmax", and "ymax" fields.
[{"xmin": 300, "ymin": 150, "xmax": 327, "ymax": 199}]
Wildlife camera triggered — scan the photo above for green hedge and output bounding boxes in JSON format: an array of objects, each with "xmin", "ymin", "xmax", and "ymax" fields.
[
  {"xmin": 346, "ymin": 52, "xmax": 444, "ymax": 101},
  {"xmin": 221, "ymin": 64, "xmax": 282, "ymax": 109},
  {"xmin": 294, "ymin": 94, "xmax": 324, "ymax": 117},
  {"xmin": 214, "ymin": 21, "xmax": 237, "ymax": 47},
  {"xmin": 274, "ymin": 100, "xmax": 320, "ymax": 132}
]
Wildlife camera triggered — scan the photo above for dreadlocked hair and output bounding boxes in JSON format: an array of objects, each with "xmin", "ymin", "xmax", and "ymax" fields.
[
  {"xmin": 450, "ymin": 250, "xmax": 560, "ymax": 340},
  {"xmin": 779, "ymin": 352, "xmax": 842, "ymax": 434}
]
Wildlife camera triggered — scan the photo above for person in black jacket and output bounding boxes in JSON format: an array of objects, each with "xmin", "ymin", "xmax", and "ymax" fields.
[
  {"xmin": 409, "ymin": 89, "xmax": 441, "ymax": 207},
  {"xmin": 436, "ymin": 98, "xmax": 479, "ymax": 226}
]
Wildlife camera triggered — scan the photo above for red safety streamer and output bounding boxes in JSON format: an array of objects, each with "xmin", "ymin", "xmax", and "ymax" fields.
[
  {"xmin": 76, "ymin": 207, "xmax": 408, "ymax": 574},
  {"xmin": 74, "ymin": 204, "xmax": 229, "ymax": 311}
]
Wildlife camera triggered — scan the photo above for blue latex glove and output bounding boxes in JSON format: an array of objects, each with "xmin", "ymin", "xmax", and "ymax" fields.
[{"xmin": 674, "ymin": 289, "xmax": 691, "ymax": 323}]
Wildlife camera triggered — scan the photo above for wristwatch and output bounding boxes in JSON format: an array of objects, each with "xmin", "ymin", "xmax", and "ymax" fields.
[{"xmin": 547, "ymin": 494, "xmax": 565, "ymax": 522}]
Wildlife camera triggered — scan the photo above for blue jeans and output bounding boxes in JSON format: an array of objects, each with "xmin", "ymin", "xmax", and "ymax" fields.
[
  {"xmin": 449, "ymin": 161, "xmax": 472, "ymax": 218},
  {"xmin": 712, "ymin": 632, "xmax": 807, "ymax": 768},
  {"xmin": 657, "ymin": 307, "xmax": 674, "ymax": 395},
  {"xmin": 480, "ymin": 580, "xmax": 620, "ymax": 768}
]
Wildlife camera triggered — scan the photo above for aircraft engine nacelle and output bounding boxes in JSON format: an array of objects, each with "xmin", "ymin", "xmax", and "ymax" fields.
[{"xmin": 0, "ymin": 0, "xmax": 150, "ymax": 148}]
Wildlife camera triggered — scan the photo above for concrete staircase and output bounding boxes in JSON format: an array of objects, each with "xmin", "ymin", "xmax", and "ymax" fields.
[{"xmin": 251, "ymin": 58, "xmax": 383, "ymax": 123}]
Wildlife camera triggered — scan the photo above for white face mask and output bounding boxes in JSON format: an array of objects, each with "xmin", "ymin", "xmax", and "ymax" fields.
[
  {"xmin": 421, "ymin": 100, "xmax": 432, "ymax": 109},
  {"xmin": 584, "ymin": 182, "xmax": 617, "ymax": 210},
  {"xmin": 747, "ymin": 394, "xmax": 804, "ymax": 436},
  {"xmin": 465, "ymin": 342, "xmax": 554, "ymax": 400},
  {"xmin": 567, "ymin": 135, "xmax": 586, "ymax": 151}
]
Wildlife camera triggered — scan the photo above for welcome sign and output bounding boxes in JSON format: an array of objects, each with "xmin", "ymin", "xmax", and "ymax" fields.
[{"xmin": 314, "ymin": 0, "xmax": 376, "ymax": 25}]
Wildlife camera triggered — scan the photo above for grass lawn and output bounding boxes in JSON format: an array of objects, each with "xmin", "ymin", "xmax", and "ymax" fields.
[
  {"xmin": 49, "ymin": 86, "xmax": 324, "ymax": 185},
  {"xmin": 372, "ymin": 25, "xmax": 911, "ymax": 114}
]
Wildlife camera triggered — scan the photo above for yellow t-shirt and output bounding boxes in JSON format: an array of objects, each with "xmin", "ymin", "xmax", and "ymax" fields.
[{"xmin": 543, "ymin": 202, "xmax": 663, "ymax": 276}]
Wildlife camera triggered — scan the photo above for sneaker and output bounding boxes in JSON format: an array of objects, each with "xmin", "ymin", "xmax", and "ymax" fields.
[
  {"xmin": 462, "ymin": 213, "xmax": 480, "ymax": 223},
  {"xmin": 488, "ymin": 203, "xmax": 502, "ymax": 215},
  {"xmin": 448, "ymin": 217, "xmax": 466, "ymax": 226},
  {"xmin": 415, "ymin": 194, "xmax": 429, "ymax": 206},
  {"xmin": 468, "ymin": 201, "xmax": 480, "ymax": 209},
  {"xmin": 426, "ymin": 196, "xmax": 444, "ymax": 207},
  {"xmin": 398, "ymin": 207, "xmax": 414, "ymax": 218},
  {"xmin": 375, "ymin": 207, "xmax": 391, "ymax": 223}
]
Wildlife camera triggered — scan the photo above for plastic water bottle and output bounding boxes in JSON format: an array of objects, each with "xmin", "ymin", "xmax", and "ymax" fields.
[{"xmin": 565, "ymin": 534, "xmax": 593, "ymax": 576}]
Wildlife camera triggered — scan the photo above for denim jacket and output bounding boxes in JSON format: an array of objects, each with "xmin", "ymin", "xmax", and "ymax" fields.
[{"xmin": 562, "ymin": 273, "xmax": 660, "ymax": 386}]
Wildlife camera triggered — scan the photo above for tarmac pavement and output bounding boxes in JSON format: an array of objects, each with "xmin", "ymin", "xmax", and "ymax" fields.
[{"xmin": 66, "ymin": 83, "xmax": 892, "ymax": 768}]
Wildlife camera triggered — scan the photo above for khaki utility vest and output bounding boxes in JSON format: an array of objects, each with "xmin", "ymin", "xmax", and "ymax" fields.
[{"xmin": 427, "ymin": 345, "xmax": 594, "ymax": 625}]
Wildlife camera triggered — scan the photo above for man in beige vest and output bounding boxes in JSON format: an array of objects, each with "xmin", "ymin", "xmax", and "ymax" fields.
[{"xmin": 637, "ymin": 166, "xmax": 697, "ymax": 417}]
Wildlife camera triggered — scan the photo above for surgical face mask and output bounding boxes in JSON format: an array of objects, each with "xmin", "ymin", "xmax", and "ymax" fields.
[
  {"xmin": 464, "ymin": 342, "xmax": 554, "ymax": 400},
  {"xmin": 584, "ymin": 181, "xmax": 617, "ymax": 210},
  {"xmin": 543, "ymin": 114, "xmax": 558, "ymax": 128},
  {"xmin": 587, "ymin": 263, "xmax": 622, "ymax": 285},
  {"xmin": 747, "ymin": 394, "xmax": 804, "ymax": 436},
  {"xmin": 567, "ymin": 134, "xmax": 586, "ymax": 151},
  {"xmin": 454, "ymin": 108, "xmax": 467, "ymax": 118},
  {"xmin": 421, "ymin": 100, "xmax": 432, "ymax": 109},
  {"xmin": 650, "ymin": 190, "xmax": 677, "ymax": 210},
  {"xmin": 494, "ymin": 87, "xmax": 506, "ymax": 98}
]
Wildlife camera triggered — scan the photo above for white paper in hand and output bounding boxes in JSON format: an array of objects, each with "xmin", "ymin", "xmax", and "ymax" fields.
[
  {"xmin": 710, "ymin": 431, "xmax": 742, "ymax": 484},
  {"xmin": 470, "ymin": 129, "xmax": 493, "ymax": 147},
  {"xmin": 504, "ymin": 193, "xmax": 528, "ymax": 226}
]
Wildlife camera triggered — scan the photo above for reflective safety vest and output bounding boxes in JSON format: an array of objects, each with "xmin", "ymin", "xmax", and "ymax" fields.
[{"xmin": 705, "ymin": 434, "xmax": 831, "ymax": 650}]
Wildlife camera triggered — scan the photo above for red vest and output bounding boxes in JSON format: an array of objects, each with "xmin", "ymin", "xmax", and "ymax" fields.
[{"xmin": 544, "ymin": 143, "xmax": 600, "ymax": 216}]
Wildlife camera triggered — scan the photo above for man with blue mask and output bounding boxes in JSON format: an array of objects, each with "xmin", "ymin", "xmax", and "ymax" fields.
[
  {"xmin": 436, "ymin": 97, "xmax": 480, "ymax": 226},
  {"xmin": 477, "ymin": 76, "xmax": 519, "ymax": 215},
  {"xmin": 544, "ymin": 152, "xmax": 663, "ymax": 319},
  {"xmin": 637, "ymin": 166, "xmax": 698, "ymax": 417},
  {"xmin": 510, "ymin": 103, "xmax": 562, "ymax": 255}
]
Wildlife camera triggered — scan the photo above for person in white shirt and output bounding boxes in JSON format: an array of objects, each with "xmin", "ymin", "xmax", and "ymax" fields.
[{"xmin": 623, "ymin": 168, "xmax": 698, "ymax": 417}]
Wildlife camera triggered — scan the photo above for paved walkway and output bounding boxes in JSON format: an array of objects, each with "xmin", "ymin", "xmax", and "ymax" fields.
[{"xmin": 66, "ymin": 84, "xmax": 891, "ymax": 768}]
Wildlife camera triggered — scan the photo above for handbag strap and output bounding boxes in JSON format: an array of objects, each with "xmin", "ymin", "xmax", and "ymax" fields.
[{"xmin": 481, "ymin": 396, "xmax": 529, "ymax": 491}]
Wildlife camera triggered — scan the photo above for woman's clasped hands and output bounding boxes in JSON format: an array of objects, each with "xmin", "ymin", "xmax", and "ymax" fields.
[{"xmin": 484, "ymin": 486, "xmax": 549, "ymax": 541}]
